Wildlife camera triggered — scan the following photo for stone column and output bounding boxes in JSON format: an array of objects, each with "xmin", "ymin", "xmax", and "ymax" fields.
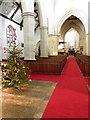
[
  {"xmin": 22, "ymin": 12, "xmax": 36, "ymax": 60},
  {"xmin": 0, "ymin": 63, "xmax": 2, "ymax": 119},
  {"xmin": 48, "ymin": 35, "xmax": 58, "ymax": 56},
  {"xmin": 86, "ymin": 33, "xmax": 90, "ymax": 56},
  {"xmin": 0, "ymin": 38, "xmax": 2, "ymax": 61},
  {"xmin": 40, "ymin": 26, "xmax": 48, "ymax": 57},
  {"xmin": 79, "ymin": 37, "xmax": 86, "ymax": 55}
]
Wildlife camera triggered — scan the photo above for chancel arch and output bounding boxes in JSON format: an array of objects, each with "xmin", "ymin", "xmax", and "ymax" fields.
[
  {"xmin": 58, "ymin": 15, "xmax": 86, "ymax": 55},
  {"xmin": 56, "ymin": 8, "xmax": 88, "ymax": 35},
  {"xmin": 64, "ymin": 28, "xmax": 79, "ymax": 52}
]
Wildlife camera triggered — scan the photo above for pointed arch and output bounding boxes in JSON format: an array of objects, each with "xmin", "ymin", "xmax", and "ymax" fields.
[
  {"xmin": 56, "ymin": 8, "xmax": 88, "ymax": 35},
  {"xmin": 61, "ymin": 22, "xmax": 85, "ymax": 40}
]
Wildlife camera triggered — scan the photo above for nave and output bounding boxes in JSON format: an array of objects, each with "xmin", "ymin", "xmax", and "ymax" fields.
[
  {"xmin": 31, "ymin": 58, "xmax": 88, "ymax": 118},
  {"xmin": 0, "ymin": 0, "xmax": 90, "ymax": 119}
]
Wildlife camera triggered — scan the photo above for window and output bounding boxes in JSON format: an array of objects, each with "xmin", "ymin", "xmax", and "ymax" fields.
[{"xmin": 6, "ymin": 25, "xmax": 17, "ymax": 48}]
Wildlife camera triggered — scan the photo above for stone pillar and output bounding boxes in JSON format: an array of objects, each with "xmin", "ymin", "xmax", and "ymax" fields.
[
  {"xmin": 0, "ymin": 64, "xmax": 2, "ymax": 119},
  {"xmin": 22, "ymin": 12, "xmax": 36, "ymax": 60},
  {"xmin": 0, "ymin": 38, "xmax": 2, "ymax": 61},
  {"xmin": 79, "ymin": 37, "xmax": 86, "ymax": 55},
  {"xmin": 86, "ymin": 34, "xmax": 90, "ymax": 56},
  {"xmin": 40, "ymin": 26, "xmax": 48, "ymax": 57},
  {"xmin": 48, "ymin": 35, "xmax": 58, "ymax": 56}
]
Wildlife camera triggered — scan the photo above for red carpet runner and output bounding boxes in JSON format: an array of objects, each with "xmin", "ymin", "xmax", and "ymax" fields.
[{"xmin": 31, "ymin": 58, "xmax": 88, "ymax": 118}]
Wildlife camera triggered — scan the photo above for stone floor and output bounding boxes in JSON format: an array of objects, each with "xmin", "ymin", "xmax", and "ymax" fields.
[{"xmin": 0, "ymin": 80, "xmax": 57, "ymax": 119}]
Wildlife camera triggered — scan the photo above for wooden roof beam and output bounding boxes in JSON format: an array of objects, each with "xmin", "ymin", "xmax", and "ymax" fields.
[
  {"xmin": 0, "ymin": 13, "xmax": 23, "ymax": 27},
  {"xmin": 10, "ymin": 5, "xmax": 20, "ymax": 19}
]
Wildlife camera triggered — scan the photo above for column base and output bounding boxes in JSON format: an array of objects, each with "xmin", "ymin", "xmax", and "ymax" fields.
[
  {"xmin": 40, "ymin": 56, "xmax": 48, "ymax": 58},
  {"xmin": 24, "ymin": 58, "xmax": 36, "ymax": 60}
]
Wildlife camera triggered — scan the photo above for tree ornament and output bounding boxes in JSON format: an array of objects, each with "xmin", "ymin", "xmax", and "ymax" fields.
[
  {"xmin": 23, "ymin": 66, "xmax": 25, "ymax": 68},
  {"xmin": 8, "ymin": 72, "xmax": 10, "ymax": 75},
  {"xmin": 18, "ymin": 82, "xmax": 21, "ymax": 84},
  {"xmin": 4, "ymin": 64, "xmax": 6, "ymax": 67},
  {"xmin": 2, "ymin": 37, "xmax": 30, "ymax": 90},
  {"xmin": 17, "ymin": 69, "xmax": 20, "ymax": 73},
  {"xmin": 23, "ymin": 85, "xmax": 27, "ymax": 88},
  {"xmin": 3, "ymin": 72, "xmax": 6, "ymax": 76}
]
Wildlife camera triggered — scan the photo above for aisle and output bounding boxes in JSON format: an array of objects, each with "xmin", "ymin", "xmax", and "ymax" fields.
[{"xmin": 31, "ymin": 58, "xmax": 88, "ymax": 118}]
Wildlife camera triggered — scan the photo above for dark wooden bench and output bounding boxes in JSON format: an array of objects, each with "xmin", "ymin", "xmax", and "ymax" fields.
[
  {"xmin": 25, "ymin": 55, "xmax": 67, "ymax": 75},
  {"xmin": 76, "ymin": 55, "xmax": 90, "ymax": 77}
]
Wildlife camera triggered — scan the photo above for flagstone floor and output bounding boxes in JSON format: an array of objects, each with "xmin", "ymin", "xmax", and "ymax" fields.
[{"xmin": 1, "ymin": 80, "xmax": 57, "ymax": 119}]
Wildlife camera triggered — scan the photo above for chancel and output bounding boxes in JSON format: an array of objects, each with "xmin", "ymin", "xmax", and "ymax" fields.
[{"xmin": 0, "ymin": 0, "xmax": 90, "ymax": 119}]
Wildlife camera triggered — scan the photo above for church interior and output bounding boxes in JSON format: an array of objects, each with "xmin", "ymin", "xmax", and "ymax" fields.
[{"xmin": 0, "ymin": 0, "xmax": 90, "ymax": 119}]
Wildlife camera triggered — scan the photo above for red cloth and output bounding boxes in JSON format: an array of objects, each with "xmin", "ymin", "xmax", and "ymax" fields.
[{"xmin": 31, "ymin": 58, "xmax": 88, "ymax": 118}]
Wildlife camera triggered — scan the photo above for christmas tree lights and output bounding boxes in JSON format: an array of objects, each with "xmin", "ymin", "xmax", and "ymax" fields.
[{"xmin": 1, "ymin": 31, "xmax": 30, "ymax": 90}]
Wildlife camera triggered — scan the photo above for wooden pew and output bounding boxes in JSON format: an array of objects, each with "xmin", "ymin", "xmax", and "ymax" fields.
[
  {"xmin": 26, "ymin": 55, "xmax": 67, "ymax": 75},
  {"xmin": 76, "ymin": 55, "xmax": 90, "ymax": 77}
]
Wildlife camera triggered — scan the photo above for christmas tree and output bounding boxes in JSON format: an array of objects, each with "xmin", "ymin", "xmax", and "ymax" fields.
[{"xmin": 2, "ymin": 34, "xmax": 30, "ymax": 89}]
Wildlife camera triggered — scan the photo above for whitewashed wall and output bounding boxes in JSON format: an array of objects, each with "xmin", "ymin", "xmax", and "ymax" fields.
[
  {"xmin": 0, "ymin": 17, "xmax": 3, "ymax": 61},
  {"xmin": 45, "ymin": 0, "xmax": 55, "ymax": 34}
]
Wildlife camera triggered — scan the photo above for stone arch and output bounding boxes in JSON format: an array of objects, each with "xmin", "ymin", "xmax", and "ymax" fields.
[
  {"xmin": 61, "ymin": 22, "xmax": 85, "ymax": 40},
  {"xmin": 62, "ymin": 26, "xmax": 80, "ymax": 51},
  {"xmin": 56, "ymin": 8, "xmax": 88, "ymax": 35},
  {"xmin": 58, "ymin": 14, "xmax": 86, "ymax": 54},
  {"xmin": 63, "ymin": 28, "xmax": 80, "ymax": 51}
]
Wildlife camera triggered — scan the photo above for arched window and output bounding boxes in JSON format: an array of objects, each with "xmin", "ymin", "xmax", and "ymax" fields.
[{"xmin": 6, "ymin": 25, "xmax": 17, "ymax": 48}]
